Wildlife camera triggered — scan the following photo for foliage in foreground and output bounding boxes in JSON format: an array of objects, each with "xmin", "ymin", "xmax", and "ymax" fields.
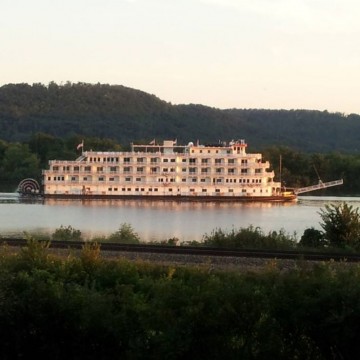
[
  {"xmin": 202, "ymin": 225, "xmax": 296, "ymax": 250},
  {"xmin": 0, "ymin": 239, "xmax": 359, "ymax": 359},
  {"xmin": 30, "ymin": 202, "xmax": 360, "ymax": 254}
]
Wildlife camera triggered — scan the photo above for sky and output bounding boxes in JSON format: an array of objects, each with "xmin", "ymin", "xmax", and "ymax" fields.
[{"xmin": 1, "ymin": 0, "xmax": 360, "ymax": 114}]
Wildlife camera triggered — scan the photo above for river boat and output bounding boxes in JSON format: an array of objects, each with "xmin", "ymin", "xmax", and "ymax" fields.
[{"xmin": 41, "ymin": 139, "xmax": 301, "ymax": 202}]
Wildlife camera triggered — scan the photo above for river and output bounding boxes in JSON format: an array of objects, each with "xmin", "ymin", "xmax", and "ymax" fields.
[{"xmin": 0, "ymin": 193, "xmax": 359, "ymax": 242}]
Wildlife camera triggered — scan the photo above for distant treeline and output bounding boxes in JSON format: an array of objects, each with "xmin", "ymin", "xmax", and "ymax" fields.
[
  {"xmin": 0, "ymin": 133, "xmax": 356, "ymax": 195},
  {"xmin": 1, "ymin": 82, "xmax": 360, "ymax": 153}
]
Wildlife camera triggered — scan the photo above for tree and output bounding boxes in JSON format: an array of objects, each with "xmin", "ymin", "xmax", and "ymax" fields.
[
  {"xmin": 319, "ymin": 203, "xmax": 360, "ymax": 250},
  {"xmin": 52, "ymin": 225, "xmax": 82, "ymax": 241},
  {"xmin": 298, "ymin": 227, "xmax": 326, "ymax": 248},
  {"xmin": 0, "ymin": 143, "xmax": 40, "ymax": 182},
  {"xmin": 108, "ymin": 223, "xmax": 140, "ymax": 244}
]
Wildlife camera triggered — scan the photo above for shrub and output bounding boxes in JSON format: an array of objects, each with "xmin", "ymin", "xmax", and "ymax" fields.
[
  {"xmin": 202, "ymin": 225, "xmax": 296, "ymax": 250},
  {"xmin": 298, "ymin": 227, "xmax": 326, "ymax": 248},
  {"xmin": 319, "ymin": 202, "xmax": 360, "ymax": 250},
  {"xmin": 107, "ymin": 223, "xmax": 140, "ymax": 244},
  {"xmin": 51, "ymin": 225, "xmax": 82, "ymax": 241}
]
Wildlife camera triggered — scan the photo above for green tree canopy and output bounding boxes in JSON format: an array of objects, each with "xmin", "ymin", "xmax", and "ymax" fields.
[{"xmin": 0, "ymin": 143, "xmax": 40, "ymax": 182}]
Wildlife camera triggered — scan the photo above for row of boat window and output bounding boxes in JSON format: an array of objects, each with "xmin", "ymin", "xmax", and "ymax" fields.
[
  {"xmin": 103, "ymin": 188, "xmax": 268, "ymax": 193},
  {"xmin": 47, "ymin": 176, "xmax": 266, "ymax": 184},
  {"xmin": 84, "ymin": 157, "xmax": 252, "ymax": 164},
  {"xmin": 79, "ymin": 187, "xmax": 269, "ymax": 194},
  {"xmin": 52, "ymin": 165, "xmax": 262, "ymax": 173}
]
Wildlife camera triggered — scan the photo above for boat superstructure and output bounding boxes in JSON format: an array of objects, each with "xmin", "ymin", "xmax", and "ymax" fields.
[{"xmin": 42, "ymin": 139, "xmax": 297, "ymax": 201}]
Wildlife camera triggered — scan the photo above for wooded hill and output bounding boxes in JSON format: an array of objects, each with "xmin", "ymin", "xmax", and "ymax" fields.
[{"xmin": 1, "ymin": 82, "xmax": 360, "ymax": 153}]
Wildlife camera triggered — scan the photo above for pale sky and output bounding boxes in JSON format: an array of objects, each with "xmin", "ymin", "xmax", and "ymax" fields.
[{"xmin": 2, "ymin": 0, "xmax": 360, "ymax": 114}]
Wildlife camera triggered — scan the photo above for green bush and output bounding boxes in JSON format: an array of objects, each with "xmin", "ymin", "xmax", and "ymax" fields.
[
  {"xmin": 51, "ymin": 225, "xmax": 82, "ymax": 241},
  {"xmin": 319, "ymin": 202, "xmax": 360, "ymax": 250},
  {"xmin": 0, "ymin": 240, "xmax": 360, "ymax": 358},
  {"xmin": 107, "ymin": 223, "xmax": 140, "ymax": 244},
  {"xmin": 298, "ymin": 227, "xmax": 326, "ymax": 248},
  {"xmin": 202, "ymin": 225, "xmax": 296, "ymax": 250}
]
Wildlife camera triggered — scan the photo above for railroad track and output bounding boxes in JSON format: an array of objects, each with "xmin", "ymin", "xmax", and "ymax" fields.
[{"xmin": 1, "ymin": 238, "xmax": 360, "ymax": 262}]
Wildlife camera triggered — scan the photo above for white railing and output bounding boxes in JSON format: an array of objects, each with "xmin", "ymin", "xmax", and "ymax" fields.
[{"xmin": 294, "ymin": 179, "xmax": 343, "ymax": 194}]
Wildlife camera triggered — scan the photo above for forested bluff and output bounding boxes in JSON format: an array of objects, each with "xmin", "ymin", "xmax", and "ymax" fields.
[{"xmin": 1, "ymin": 81, "xmax": 360, "ymax": 194}]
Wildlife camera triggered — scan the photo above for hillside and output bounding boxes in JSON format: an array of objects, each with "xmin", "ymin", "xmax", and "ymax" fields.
[{"xmin": 1, "ymin": 82, "xmax": 360, "ymax": 153}]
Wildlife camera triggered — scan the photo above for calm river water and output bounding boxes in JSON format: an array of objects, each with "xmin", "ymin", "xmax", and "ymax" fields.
[{"xmin": 0, "ymin": 193, "xmax": 359, "ymax": 242}]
